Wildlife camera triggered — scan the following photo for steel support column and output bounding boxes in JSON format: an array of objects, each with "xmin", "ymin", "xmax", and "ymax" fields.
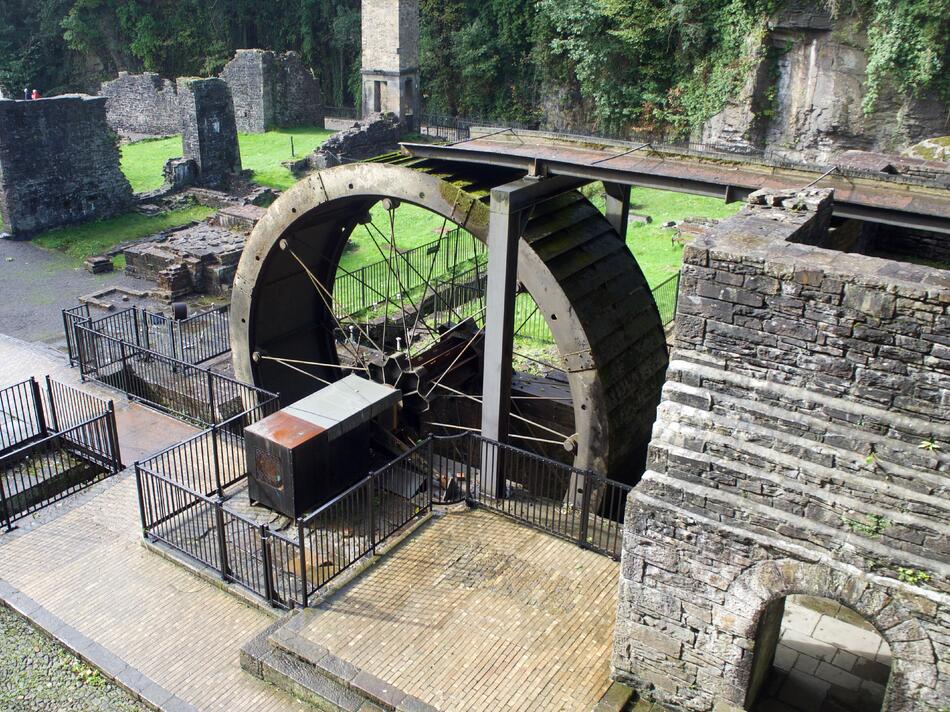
[
  {"xmin": 603, "ymin": 182, "xmax": 631, "ymax": 239},
  {"xmin": 480, "ymin": 175, "xmax": 587, "ymax": 498}
]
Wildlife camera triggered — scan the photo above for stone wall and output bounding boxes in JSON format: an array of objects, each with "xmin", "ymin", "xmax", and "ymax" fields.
[
  {"xmin": 99, "ymin": 72, "xmax": 180, "ymax": 136},
  {"xmin": 178, "ymin": 78, "xmax": 242, "ymax": 189},
  {"xmin": 0, "ymin": 95, "xmax": 133, "ymax": 238},
  {"xmin": 220, "ymin": 49, "xmax": 322, "ymax": 133},
  {"xmin": 698, "ymin": 4, "xmax": 949, "ymax": 162},
  {"xmin": 612, "ymin": 189, "xmax": 949, "ymax": 710}
]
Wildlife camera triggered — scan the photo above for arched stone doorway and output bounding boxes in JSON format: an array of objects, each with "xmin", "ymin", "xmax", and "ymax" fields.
[
  {"xmin": 748, "ymin": 594, "xmax": 891, "ymax": 711},
  {"xmin": 721, "ymin": 560, "xmax": 939, "ymax": 711}
]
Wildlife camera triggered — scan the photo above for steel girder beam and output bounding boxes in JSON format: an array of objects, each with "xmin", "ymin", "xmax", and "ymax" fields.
[{"xmin": 401, "ymin": 142, "xmax": 950, "ymax": 235}]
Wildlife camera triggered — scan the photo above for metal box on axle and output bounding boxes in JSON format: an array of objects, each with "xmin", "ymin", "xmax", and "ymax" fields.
[{"xmin": 244, "ymin": 375, "xmax": 402, "ymax": 518}]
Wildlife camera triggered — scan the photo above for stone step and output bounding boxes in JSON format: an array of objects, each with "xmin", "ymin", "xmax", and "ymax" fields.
[
  {"xmin": 241, "ymin": 612, "xmax": 437, "ymax": 712},
  {"xmin": 660, "ymin": 377, "xmax": 948, "ymax": 493},
  {"xmin": 653, "ymin": 396, "xmax": 949, "ymax": 535}
]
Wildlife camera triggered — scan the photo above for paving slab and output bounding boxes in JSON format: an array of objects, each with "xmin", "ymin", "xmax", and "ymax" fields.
[
  {"xmin": 0, "ymin": 472, "xmax": 309, "ymax": 712},
  {"xmin": 291, "ymin": 508, "xmax": 619, "ymax": 712}
]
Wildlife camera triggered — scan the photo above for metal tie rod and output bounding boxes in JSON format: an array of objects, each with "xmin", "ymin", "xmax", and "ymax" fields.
[{"xmin": 591, "ymin": 142, "xmax": 652, "ymax": 165}]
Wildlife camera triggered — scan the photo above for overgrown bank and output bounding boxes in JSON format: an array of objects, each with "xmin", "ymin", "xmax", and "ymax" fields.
[{"xmin": 1, "ymin": 1, "xmax": 946, "ymax": 140}]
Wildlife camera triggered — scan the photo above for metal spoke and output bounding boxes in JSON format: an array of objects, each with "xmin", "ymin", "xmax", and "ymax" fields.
[
  {"xmin": 512, "ymin": 349, "xmax": 566, "ymax": 374},
  {"xmin": 263, "ymin": 355, "xmax": 332, "ymax": 386},
  {"xmin": 284, "ymin": 245, "xmax": 378, "ymax": 366},
  {"xmin": 259, "ymin": 355, "xmax": 369, "ymax": 374},
  {"xmin": 431, "ymin": 382, "xmax": 572, "ymax": 441}
]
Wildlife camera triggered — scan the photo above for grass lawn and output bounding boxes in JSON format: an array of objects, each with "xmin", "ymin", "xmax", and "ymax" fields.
[
  {"xmin": 33, "ymin": 205, "xmax": 216, "ymax": 267},
  {"xmin": 119, "ymin": 127, "xmax": 336, "ymax": 193},
  {"xmin": 615, "ymin": 187, "xmax": 742, "ymax": 287}
]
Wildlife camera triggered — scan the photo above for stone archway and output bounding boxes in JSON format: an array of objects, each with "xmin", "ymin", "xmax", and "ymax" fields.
[{"xmin": 718, "ymin": 559, "xmax": 939, "ymax": 711}]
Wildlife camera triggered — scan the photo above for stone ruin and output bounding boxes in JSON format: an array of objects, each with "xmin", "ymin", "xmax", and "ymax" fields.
[
  {"xmin": 100, "ymin": 72, "xmax": 180, "ymax": 137},
  {"xmin": 286, "ymin": 113, "xmax": 402, "ymax": 177},
  {"xmin": 99, "ymin": 49, "xmax": 323, "ymax": 137},
  {"xmin": 124, "ymin": 219, "xmax": 249, "ymax": 301},
  {"xmin": 361, "ymin": 0, "xmax": 420, "ymax": 122},
  {"xmin": 0, "ymin": 95, "xmax": 133, "ymax": 238},
  {"xmin": 176, "ymin": 78, "xmax": 242, "ymax": 189},
  {"xmin": 612, "ymin": 188, "xmax": 949, "ymax": 710},
  {"xmin": 220, "ymin": 49, "xmax": 323, "ymax": 133}
]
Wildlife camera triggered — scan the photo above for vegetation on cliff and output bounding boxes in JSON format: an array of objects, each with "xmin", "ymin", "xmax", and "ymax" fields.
[{"xmin": 0, "ymin": 0, "xmax": 946, "ymax": 136}]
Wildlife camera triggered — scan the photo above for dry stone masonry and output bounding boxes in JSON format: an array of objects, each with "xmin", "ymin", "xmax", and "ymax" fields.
[
  {"xmin": 99, "ymin": 72, "xmax": 180, "ymax": 136},
  {"xmin": 177, "ymin": 78, "xmax": 242, "ymax": 189},
  {"xmin": 220, "ymin": 49, "xmax": 323, "ymax": 133},
  {"xmin": 0, "ymin": 95, "xmax": 133, "ymax": 238},
  {"xmin": 612, "ymin": 189, "xmax": 949, "ymax": 711}
]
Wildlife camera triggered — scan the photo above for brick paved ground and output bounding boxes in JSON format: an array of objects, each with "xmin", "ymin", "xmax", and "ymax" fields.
[
  {"xmin": 0, "ymin": 472, "xmax": 309, "ymax": 712},
  {"xmin": 294, "ymin": 508, "xmax": 620, "ymax": 712}
]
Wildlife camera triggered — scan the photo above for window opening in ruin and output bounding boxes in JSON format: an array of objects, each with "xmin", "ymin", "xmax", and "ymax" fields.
[
  {"xmin": 405, "ymin": 78, "xmax": 414, "ymax": 114},
  {"xmin": 373, "ymin": 81, "xmax": 383, "ymax": 113},
  {"xmin": 747, "ymin": 594, "xmax": 891, "ymax": 712}
]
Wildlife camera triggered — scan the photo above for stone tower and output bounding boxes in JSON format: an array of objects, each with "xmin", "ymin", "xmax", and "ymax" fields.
[{"xmin": 361, "ymin": 0, "xmax": 420, "ymax": 123}]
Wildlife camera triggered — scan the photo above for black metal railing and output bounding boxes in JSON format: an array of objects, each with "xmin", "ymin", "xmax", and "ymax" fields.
[
  {"xmin": 137, "ymin": 425, "xmax": 629, "ymax": 609},
  {"xmin": 465, "ymin": 433, "xmax": 630, "ymax": 559},
  {"xmin": 652, "ymin": 273, "xmax": 680, "ymax": 327},
  {"xmin": 333, "ymin": 229, "xmax": 485, "ymax": 318},
  {"xmin": 0, "ymin": 378, "xmax": 47, "ymax": 455},
  {"xmin": 63, "ymin": 304, "xmax": 231, "ymax": 368},
  {"xmin": 324, "ymin": 106, "xmax": 359, "ymax": 121},
  {"xmin": 73, "ymin": 324, "xmax": 276, "ymax": 428},
  {"xmin": 1, "ymin": 377, "xmax": 121, "ymax": 529}
]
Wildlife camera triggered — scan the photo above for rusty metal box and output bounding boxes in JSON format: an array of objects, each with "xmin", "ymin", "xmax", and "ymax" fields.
[{"xmin": 244, "ymin": 375, "xmax": 401, "ymax": 518}]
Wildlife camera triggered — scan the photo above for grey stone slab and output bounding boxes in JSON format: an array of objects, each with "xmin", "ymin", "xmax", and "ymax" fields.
[
  {"xmin": 315, "ymin": 651, "xmax": 361, "ymax": 685},
  {"xmin": 593, "ymin": 681, "xmax": 636, "ymax": 712},
  {"xmin": 395, "ymin": 695, "xmax": 439, "ymax": 712},
  {"xmin": 352, "ymin": 670, "xmax": 407, "ymax": 709}
]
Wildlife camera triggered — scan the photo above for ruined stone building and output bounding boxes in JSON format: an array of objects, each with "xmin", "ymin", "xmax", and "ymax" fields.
[
  {"xmin": 177, "ymin": 78, "xmax": 242, "ymax": 189},
  {"xmin": 220, "ymin": 50, "xmax": 323, "ymax": 133},
  {"xmin": 0, "ymin": 95, "xmax": 133, "ymax": 238},
  {"xmin": 361, "ymin": 0, "xmax": 420, "ymax": 122},
  {"xmin": 613, "ymin": 190, "xmax": 949, "ymax": 711},
  {"xmin": 99, "ymin": 49, "xmax": 323, "ymax": 137},
  {"xmin": 100, "ymin": 72, "xmax": 181, "ymax": 136}
]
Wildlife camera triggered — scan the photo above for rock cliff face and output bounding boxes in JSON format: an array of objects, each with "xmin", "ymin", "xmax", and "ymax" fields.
[{"xmin": 698, "ymin": 3, "xmax": 949, "ymax": 162}]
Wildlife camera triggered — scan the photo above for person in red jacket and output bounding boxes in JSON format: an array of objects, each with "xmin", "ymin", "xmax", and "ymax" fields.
[{"xmin": 31, "ymin": 89, "xmax": 40, "ymax": 100}]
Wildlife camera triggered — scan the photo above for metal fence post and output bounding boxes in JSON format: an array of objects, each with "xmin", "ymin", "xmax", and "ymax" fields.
[
  {"xmin": 207, "ymin": 370, "xmax": 216, "ymax": 425},
  {"xmin": 260, "ymin": 524, "xmax": 276, "ymax": 605},
  {"xmin": 29, "ymin": 377, "xmax": 48, "ymax": 436},
  {"xmin": 132, "ymin": 308, "xmax": 141, "ymax": 348},
  {"xmin": 119, "ymin": 339, "xmax": 131, "ymax": 399},
  {"xmin": 297, "ymin": 519, "xmax": 309, "ymax": 608},
  {"xmin": 134, "ymin": 466, "xmax": 148, "ymax": 537},
  {"xmin": 465, "ymin": 432, "xmax": 473, "ymax": 501},
  {"xmin": 106, "ymin": 401, "xmax": 122, "ymax": 471},
  {"xmin": 43, "ymin": 375, "xmax": 59, "ymax": 433},
  {"xmin": 427, "ymin": 436, "xmax": 435, "ymax": 509},
  {"xmin": 368, "ymin": 475, "xmax": 376, "ymax": 555},
  {"xmin": 578, "ymin": 471, "xmax": 593, "ymax": 548},
  {"xmin": 0, "ymin": 460, "xmax": 12, "ymax": 531},
  {"xmin": 215, "ymin": 501, "xmax": 230, "ymax": 582},
  {"xmin": 211, "ymin": 424, "xmax": 222, "ymax": 496}
]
